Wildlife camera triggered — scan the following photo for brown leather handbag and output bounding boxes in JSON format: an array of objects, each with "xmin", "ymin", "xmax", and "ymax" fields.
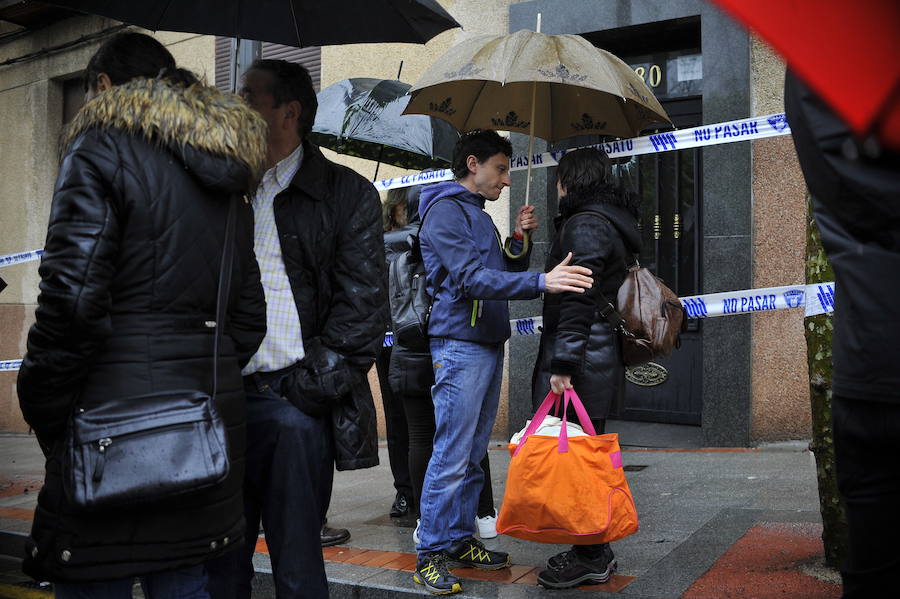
[
  {"xmin": 603, "ymin": 261, "xmax": 686, "ymax": 366},
  {"xmin": 562, "ymin": 209, "xmax": 686, "ymax": 366}
]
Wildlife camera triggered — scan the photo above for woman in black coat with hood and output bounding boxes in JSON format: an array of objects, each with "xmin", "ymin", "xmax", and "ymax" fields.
[
  {"xmin": 16, "ymin": 32, "xmax": 267, "ymax": 596},
  {"xmin": 530, "ymin": 148, "xmax": 641, "ymax": 590}
]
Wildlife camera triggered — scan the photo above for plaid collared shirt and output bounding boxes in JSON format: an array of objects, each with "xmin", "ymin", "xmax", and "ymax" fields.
[{"xmin": 242, "ymin": 144, "xmax": 305, "ymax": 375}]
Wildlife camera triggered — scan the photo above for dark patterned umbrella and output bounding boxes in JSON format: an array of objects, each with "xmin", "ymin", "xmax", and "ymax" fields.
[
  {"xmin": 310, "ymin": 78, "xmax": 458, "ymax": 174},
  {"xmin": 44, "ymin": 0, "xmax": 460, "ymax": 47}
]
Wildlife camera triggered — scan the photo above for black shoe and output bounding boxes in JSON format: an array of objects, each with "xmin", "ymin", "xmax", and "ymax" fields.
[
  {"xmin": 537, "ymin": 545, "xmax": 617, "ymax": 589},
  {"xmin": 445, "ymin": 536, "xmax": 510, "ymax": 570},
  {"xmin": 320, "ymin": 525, "xmax": 351, "ymax": 547},
  {"xmin": 413, "ymin": 552, "xmax": 462, "ymax": 595},
  {"xmin": 390, "ymin": 492, "xmax": 411, "ymax": 518}
]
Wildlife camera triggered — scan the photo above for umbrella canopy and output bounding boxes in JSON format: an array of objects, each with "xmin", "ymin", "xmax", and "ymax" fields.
[
  {"xmin": 404, "ymin": 29, "xmax": 671, "ymax": 142},
  {"xmin": 309, "ymin": 78, "xmax": 459, "ymax": 171},
  {"xmin": 44, "ymin": 0, "xmax": 460, "ymax": 46},
  {"xmin": 711, "ymin": 0, "xmax": 900, "ymax": 150}
]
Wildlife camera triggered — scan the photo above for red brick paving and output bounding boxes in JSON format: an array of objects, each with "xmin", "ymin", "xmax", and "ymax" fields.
[
  {"xmin": 0, "ymin": 479, "xmax": 42, "ymax": 498},
  {"xmin": 0, "ymin": 506, "xmax": 33, "ymax": 521},
  {"xmin": 357, "ymin": 550, "xmax": 407, "ymax": 568},
  {"xmin": 452, "ymin": 564, "xmax": 534, "ymax": 583},
  {"xmin": 681, "ymin": 522, "xmax": 841, "ymax": 599},
  {"xmin": 0, "ymin": 479, "xmax": 835, "ymax": 597},
  {"xmin": 577, "ymin": 574, "xmax": 637, "ymax": 593}
]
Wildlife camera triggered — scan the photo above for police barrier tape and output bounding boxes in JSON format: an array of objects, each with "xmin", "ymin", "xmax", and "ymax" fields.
[
  {"xmin": 379, "ymin": 281, "xmax": 835, "ymax": 348},
  {"xmin": 2, "ymin": 114, "xmax": 791, "ymax": 263},
  {"xmin": 373, "ymin": 112, "xmax": 791, "ymax": 192},
  {"xmin": 0, "ymin": 249, "xmax": 43, "ymax": 268},
  {"xmin": 3, "ymin": 112, "xmax": 791, "ymax": 270},
  {"xmin": 0, "ymin": 281, "xmax": 837, "ymax": 369}
]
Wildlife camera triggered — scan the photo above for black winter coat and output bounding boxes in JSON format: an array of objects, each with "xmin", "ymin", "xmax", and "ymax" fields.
[
  {"xmin": 274, "ymin": 141, "xmax": 387, "ymax": 470},
  {"xmin": 785, "ymin": 71, "xmax": 900, "ymax": 402},
  {"xmin": 17, "ymin": 79, "xmax": 268, "ymax": 582},
  {"xmin": 531, "ymin": 195, "xmax": 641, "ymax": 419}
]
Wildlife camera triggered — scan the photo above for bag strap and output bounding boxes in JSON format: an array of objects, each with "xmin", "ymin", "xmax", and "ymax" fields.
[
  {"xmin": 558, "ymin": 389, "xmax": 597, "ymax": 453},
  {"xmin": 211, "ymin": 197, "xmax": 238, "ymax": 400},
  {"xmin": 418, "ymin": 195, "xmax": 471, "ymax": 292},
  {"xmin": 513, "ymin": 391, "xmax": 558, "ymax": 457}
]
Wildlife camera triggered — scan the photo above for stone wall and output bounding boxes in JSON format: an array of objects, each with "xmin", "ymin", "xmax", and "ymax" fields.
[{"xmin": 749, "ymin": 35, "xmax": 810, "ymax": 441}]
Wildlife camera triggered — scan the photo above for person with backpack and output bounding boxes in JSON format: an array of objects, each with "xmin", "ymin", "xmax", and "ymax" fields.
[
  {"xmin": 411, "ymin": 130, "xmax": 594, "ymax": 595},
  {"xmin": 386, "ymin": 183, "xmax": 504, "ymax": 542},
  {"xmin": 529, "ymin": 147, "xmax": 642, "ymax": 589},
  {"xmin": 377, "ymin": 186, "xmax": 418, "ymax": 519}
]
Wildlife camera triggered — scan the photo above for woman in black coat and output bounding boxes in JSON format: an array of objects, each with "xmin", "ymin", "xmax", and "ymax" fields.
[
  {"xmin": 530, "ymin": 148, "xmax": 641, "ymax": 590},
  {"xmin": 16, "ymin": 33, "xmax": 267, "ymax": 595}
]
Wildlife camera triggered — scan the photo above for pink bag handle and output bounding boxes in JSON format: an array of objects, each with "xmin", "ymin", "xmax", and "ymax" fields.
[
  {"xmin": 513, "ymin": 391, "xmax": 558, "ymax": 457},
  {"xmin": 557, "ymin": 389, "xmax": 596, "ymax": 452},
  {"xmin": 513, "ymin": 389, "xmax": 596, "ymax": 456}
]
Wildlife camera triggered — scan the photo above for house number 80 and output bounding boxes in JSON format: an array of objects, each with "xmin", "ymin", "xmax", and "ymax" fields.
[{"xmin": 633, "ymin": 64, "xmax": 662, "ymax": 87}]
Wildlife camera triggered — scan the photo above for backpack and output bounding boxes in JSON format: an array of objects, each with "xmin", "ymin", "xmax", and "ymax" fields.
[
  {"xmin": 562, "ymin": 210, "xmax": 687, "ymax": 366},
  {"xmin": 388, "ymin": 197, "xmax": 466, "ymax": 352}
]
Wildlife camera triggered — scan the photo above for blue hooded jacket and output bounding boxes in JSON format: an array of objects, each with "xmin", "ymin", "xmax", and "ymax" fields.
[{"xmin": 418, "ymin": 181, "xmax": 544, "ymax": 343}]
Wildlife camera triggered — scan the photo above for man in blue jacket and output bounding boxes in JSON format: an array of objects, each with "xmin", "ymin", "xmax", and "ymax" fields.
[{"xmin": 413, "ymin": 130, "xmax": 594, "ymax": 594}]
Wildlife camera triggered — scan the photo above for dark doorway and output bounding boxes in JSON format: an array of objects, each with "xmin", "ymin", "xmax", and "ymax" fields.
[
  {"xmin": 545, "ymin": 96, "xmax": 703, "ymax": 425},
  {"xmin": 613, "ymin": 97, "xmax": 703, "ymax": 425}
]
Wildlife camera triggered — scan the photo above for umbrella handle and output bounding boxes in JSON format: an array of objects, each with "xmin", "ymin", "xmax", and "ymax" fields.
[
  {"xmin": 504, "ymin": 231, "xmax": 530, "ymax": 260},
  {"xmin": 506, "ymin": 76, "xmax": 539, "ymax": 260}
]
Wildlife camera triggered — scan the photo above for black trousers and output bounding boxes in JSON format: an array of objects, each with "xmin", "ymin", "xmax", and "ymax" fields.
[
  {"xmin": 375, "ymin": 347, "xmax": 413, "ymax": 502},
  {"xmin": 207, "ymin": 368, "xmax": 332, "ymax": 599},
  {"xmin": 832, "ymin": 395, "xmax": 900, "ymax": 599},
  {"xmin": 402, "ymin": 391, "xmax": 494, "ymax": 518}
]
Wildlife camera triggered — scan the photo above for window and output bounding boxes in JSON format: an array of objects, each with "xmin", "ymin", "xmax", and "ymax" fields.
[{"xmin": 215, "ymin": 38, "xmax": 321, "ymax": 92}]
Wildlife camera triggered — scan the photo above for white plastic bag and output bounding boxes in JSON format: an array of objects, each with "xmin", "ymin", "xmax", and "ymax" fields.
[{"xmin": 509, "ymin": 415, "xmax": 588, "ymax": 445}]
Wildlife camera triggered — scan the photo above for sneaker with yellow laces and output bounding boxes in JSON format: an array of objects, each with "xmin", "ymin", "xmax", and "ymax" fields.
[
  {"xmin": 413, "ymin": 552, "xmax": 462, "ymax": 595},
  {"xmin": 445, "ymin": 536, "xmax": 510, "ymax": 570}
]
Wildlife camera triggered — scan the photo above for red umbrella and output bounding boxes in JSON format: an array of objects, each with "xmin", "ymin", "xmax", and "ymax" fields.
[{"xmin": 711, "ymin": 0, "xmax": 900, "ymax": 149}]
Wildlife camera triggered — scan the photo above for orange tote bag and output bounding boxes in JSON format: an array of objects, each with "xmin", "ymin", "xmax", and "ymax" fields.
[{"xmin": 496, "ymin": 389, "xmax": 639, "ymax": 545}]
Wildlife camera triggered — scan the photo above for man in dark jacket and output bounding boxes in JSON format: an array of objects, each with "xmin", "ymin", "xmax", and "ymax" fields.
[
  {"xmin": 785, "ymin": 70, "xmax": 900, "ymax": 599},
  {"xmin": 207, "ymin": 59, "xmax": 386, "ymax": 599},
  {"xmin": 412, "ymin": 130, "xmax": 594, "ymax": 595}
]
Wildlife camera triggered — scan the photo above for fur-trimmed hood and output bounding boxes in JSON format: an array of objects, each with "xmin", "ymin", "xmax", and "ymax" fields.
[{"xmin": 63, "ymin": 77, "xmax": 268, "ymax": 193}]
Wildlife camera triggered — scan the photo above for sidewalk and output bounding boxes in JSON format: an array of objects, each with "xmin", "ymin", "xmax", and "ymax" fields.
[{"xmin": 0, "ymin": 422, "xmax": 842, "ymax": 598}]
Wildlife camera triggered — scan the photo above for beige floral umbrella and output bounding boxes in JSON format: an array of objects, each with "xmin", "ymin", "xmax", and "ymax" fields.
[
  {"xmin": 405, "ymin": 29, "xmax": 670, "ymax": 142},
  {"xmin": 403, "ymin": 28, "xmax": 670, "ymax": 255}
]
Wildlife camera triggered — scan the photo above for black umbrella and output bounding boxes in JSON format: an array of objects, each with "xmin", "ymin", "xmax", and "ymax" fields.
[
  {"xmin": 44, "ymin": 0, "xmax": 460, "ymax": 46},
  {"xmin": 310, "ymin": 77, "xmax": 459, "ymax": 176}
]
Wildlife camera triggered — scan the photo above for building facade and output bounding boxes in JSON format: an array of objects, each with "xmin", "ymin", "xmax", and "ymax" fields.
[{"xmin": 0, "ymin": 0, "xmax": 810, "ymax": 445}]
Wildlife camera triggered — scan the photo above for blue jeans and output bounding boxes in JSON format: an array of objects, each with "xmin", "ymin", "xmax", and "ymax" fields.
[
  {"xmin": 417, "ymin": 338, "xmax": 504, "ymax": 556},
  {"xmin": 54, "ymin": 565, "xmax": 207, "ymax": 598},
  {"xmin": 206, "ymin": 367, "xmax": 332, "ymax": 599}
]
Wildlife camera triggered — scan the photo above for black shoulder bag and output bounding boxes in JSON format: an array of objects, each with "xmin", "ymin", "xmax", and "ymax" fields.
[{"xmin": 64, "ymin": 198, "xmax": 237, "ymax": 511}]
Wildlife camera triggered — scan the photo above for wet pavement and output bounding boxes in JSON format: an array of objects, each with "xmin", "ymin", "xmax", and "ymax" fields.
[{"xmin": 0, "ymin": 421, "xmax": 842, "ymax": 598}]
